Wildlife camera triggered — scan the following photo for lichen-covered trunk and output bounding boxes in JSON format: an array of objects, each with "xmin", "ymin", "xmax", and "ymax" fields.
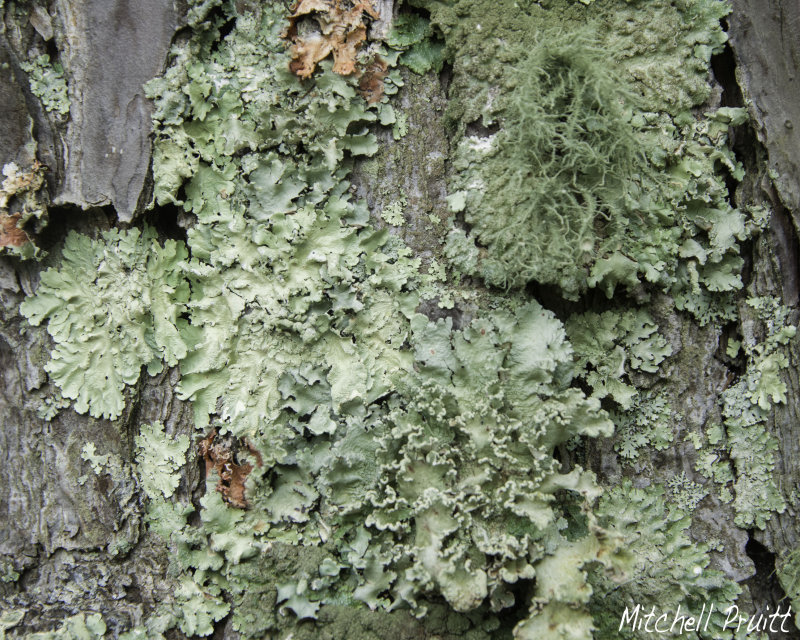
[{"xmin": 2, "ymin": 1, "xmax": 800, "ymax": 639}]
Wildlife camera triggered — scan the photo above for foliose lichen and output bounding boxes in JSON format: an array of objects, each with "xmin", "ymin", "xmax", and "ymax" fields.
[
  {"xmin": 20, "ymin": 226, "xmax": 190, "ymax": 419},
  {"xmin": 686, "ymin": 296, "xmax": 795, "ymax": 527},
  {"xmin": 19, "ymin": 53, "xmax": 70, "ymax": 116},
  {"xmin": 566, "ymin": 308, "xmax": 672, "ymax": 408},
  {"xmin": 135, "ymin": 421, "xmax": 190, "ymax": 500},
  {"xmin": 590, "ymin": 480, "xmax": 741, "ymax": 640},
  {"xmin": 16, "ymin": 0, "xmax": 791, "ymax": 637},
  {"xmin": 24, "ymin": 614, "xmax": 106, "ymax": 640}
]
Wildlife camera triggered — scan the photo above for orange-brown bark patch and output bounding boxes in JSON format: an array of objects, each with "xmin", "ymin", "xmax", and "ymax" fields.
[
  {"xmin": 199, "ymin": 430, "xmax": 261, "ymax": 509},
  {"xmin": 0, "ymin": 213, "xmax": 29, "ymax": 248}
]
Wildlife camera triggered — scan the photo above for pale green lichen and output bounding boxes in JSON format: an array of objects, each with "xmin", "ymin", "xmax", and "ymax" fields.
[
  {"xmin": 611, "ymin": 391, "xmax": 673, "ymax": 461},
  {"xmin": 381, "ymin": 196, "xmax": 406, "ymax": 225},
  {"xmin": 566, "ymin": 309, "xmax": 672, "ymax": 408},
  {"xmin": 142, "ymin": 302, "xmax": 628, "ymax": 638},
  {"xmin": 134, "ymin": 421, "xmax": 190, "ymax": 500},
  {"xmin": 776, "ymin": 548, "xmax": 800, "ymax": 632},
  {"xmin": 423, "ymin": 0, "xmax": 759, "ymax": 313},
  {"xmin": 17, "ymin": 0, "xmax": 774, "ymax": 637},
  {"xmin": 20, "ymin": 226, "xmax": 190, "ymax": 419},
  {"xmin": 0, "ymin": 609, "xmax": 24, "ymax": 639},
  {"xmin": 20, "ymin": 54, "xmax": 70, "ymax": 116},
  {"xmin": 79, "ymin": 442, "xmax": 114, "ymax": 479},
  {"xmin": 666, "ymin": 471, "xmax": 708, "ymax": 512},
  {"xmin": 688, "ymin": 422, "xmax": 735, "ymax": 494},
  {"xmin": 686, "ymin": 296, "xmax": 795, "ymax": 528},
  {"xmin": 590, "ymin": 480, "xmax": 741, "ymax": 640},
  {"xmin": 386, "ymin": 13, "xmax": 445, "ymax": 76},
  {"xmin": 24, "ymin": 614, "xmax": 106, "ymax": 640},
  {"xmin": 719, "ymin": 297, "xmax": 795, "ymax": 528}
]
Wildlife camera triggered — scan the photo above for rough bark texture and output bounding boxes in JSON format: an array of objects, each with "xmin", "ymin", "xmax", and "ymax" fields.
[{"xmin": 2, "ymin": 1, "xmax": 800, "ymax": 638}]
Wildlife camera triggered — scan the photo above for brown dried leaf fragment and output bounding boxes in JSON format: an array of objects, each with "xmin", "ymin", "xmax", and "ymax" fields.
[
  {"xmin": 358, "ymin": 56, "xmax": 387, "ymax": 104},
  {"xmin": 199, "ymin": 430, "xmax": 261, "ymax": 509},
  {"xmin": 0, "ymin": 161, "xmax": 46, "ymax": 252},
  {"xmin": 0, "ymin": 213, "xmax": 30, "ymax": 248},
  {"xmin": 284, "ymin": 0, "xmax": 379, "ymax": 78}
]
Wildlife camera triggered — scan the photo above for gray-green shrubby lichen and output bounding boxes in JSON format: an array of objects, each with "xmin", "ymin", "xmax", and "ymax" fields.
[
  {"xmin": 423, "ymin": 0, "xmax": 759, "ymax": 317},
  {"xmin": 19, "ymin": 54, "xmax": 70, "ymax": 116}
]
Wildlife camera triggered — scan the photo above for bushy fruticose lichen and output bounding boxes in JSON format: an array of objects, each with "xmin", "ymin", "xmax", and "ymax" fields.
[{"xmin": 431, "ymin": 0, "xmax": 763, "ymax": 309}]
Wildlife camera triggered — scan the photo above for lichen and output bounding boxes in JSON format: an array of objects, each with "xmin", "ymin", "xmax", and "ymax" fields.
[
  {"xmin": 135, "ymin": 421, "xmax": 190, "ymax": 500},
  {"xmin": 0, "ymin": 610, "xmax": 24, "ymax": 638},
  {"xmin": 386, "ymin": 13, "xmax": 445, "ymax": 75},
  {"xmin": 611, "ymin": 391, "xmax": 673, "ymax": 461},
  {"xmin": 20, "ymin": 226, "xmax": 190, "ymax": 419},
  {"xmin": 421, "ymin": 0, "xmax": 759, "ymax": 312},
  {"xmin": 590, "ymin": 480, "xmax": 741, "ymax": 640},
  {"xmin": 284, "ymin": 0, "xmax": 380, "ymax": 78},
  {"xmin": 24, "ymin": 614, "xmax": 106, "ymax": 640},
  {"xmin": 16, "ymin": 0, "xmax": 783, "ymax": 637},
  {"xmin": 718, "ymin": 297, "xmax": 795, "ymax": 528},
  {"xmin": 776, "ymin": 548, "xmax": 800, "ymax": 632},
  {"xmin": 566, "ymin": 308, "xmax": 672, "ymax": 408},
  {"xmin": 19, "ymin": 54, "xmax": 70, "ymax": 116},
  {"xmin": 685, "ymin": 296, "xmax": 795, "ymax": 528}
]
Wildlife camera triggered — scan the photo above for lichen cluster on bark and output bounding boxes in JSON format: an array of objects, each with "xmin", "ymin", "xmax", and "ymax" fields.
[{"xmin": 2, "ymin": 0, "xmax": 800, "ymax": 639}]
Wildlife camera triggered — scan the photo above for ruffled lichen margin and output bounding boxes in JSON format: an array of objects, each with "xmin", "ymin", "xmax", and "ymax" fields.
[{"xmin": 11, "ymin": 0, "xmax": 799, "ymax": 638}]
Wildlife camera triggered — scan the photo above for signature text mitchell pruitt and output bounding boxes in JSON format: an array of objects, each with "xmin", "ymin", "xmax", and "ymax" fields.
[{"xmin": 618, "ymin": 603, "xmax": 793, "ymax": 635}]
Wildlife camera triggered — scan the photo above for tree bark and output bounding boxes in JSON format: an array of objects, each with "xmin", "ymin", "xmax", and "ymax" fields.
[{"xmin": 2, "ymin": 1, "xmax": 800, "ymax": 638}]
